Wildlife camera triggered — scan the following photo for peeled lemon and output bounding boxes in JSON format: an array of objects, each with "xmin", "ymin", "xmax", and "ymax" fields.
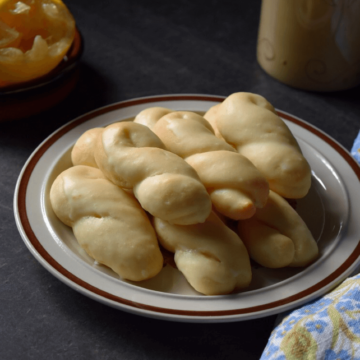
[{"xmin": 0, "ymin": 0, "xmax": 75, "ymax": 85}]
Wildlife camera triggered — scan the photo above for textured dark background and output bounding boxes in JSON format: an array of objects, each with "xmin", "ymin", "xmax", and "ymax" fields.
[{"xmin": 1, "ymin": 0, "xmax": 360, "ymax": 359}]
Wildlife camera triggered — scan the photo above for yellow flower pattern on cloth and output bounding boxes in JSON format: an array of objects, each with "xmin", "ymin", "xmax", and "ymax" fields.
[{"xmin": 261, "ymin": 274, "xmax": 360, "ymax": 360}]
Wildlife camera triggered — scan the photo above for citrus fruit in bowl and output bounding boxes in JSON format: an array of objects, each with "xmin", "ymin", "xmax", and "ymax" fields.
[{"xmin": 0, "ymin": 0, "xmax": 76, "ymax": 86}]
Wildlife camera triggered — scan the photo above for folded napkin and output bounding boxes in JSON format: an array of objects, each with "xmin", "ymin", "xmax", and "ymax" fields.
[
  {"xmin": 351, "ymin": 131, "xmax": 360, "ymax": 164},
  {"xmin": 261, "ymin": 135, "xmax": 360, "ymax": 360},
  {"xmin": 261, "ymin": 273, "xmax": 360, "ymax": 360}
]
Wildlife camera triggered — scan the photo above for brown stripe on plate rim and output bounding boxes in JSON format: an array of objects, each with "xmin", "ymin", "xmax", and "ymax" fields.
[
  {"xmin": 17, "ymin": 96, "xmax": 360, "ymax": 318},
  {"xmin": 278, "ymin": 110, "xmax": 360, "ymax": 179}
]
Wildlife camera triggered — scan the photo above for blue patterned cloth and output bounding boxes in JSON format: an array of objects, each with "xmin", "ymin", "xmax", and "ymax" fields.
[
  {"xmin": 261, "ymin": 274, "xmax": 360, "ymax": 360},
  {"xmin": 261, "ymin": 138, "xmax": 360, "ymax": 360},
  {"xmin": 351, "ymin": 131, "xmax": 360, "ymax": 164}
]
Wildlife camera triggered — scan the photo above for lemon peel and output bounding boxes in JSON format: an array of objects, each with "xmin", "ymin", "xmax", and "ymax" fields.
[{"xmin": 0, "ymin": 0, "xmax": 75, "ymax": 85}]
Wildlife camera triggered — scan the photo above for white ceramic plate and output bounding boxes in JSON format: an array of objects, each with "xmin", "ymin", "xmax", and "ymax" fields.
[{"xmin": 14, "ymin": 94, "xmax": 360, "ymax": 323}]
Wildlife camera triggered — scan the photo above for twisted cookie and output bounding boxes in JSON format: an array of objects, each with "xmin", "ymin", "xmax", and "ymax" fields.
[
  {"xmin": 134, "ymin": 108, "xmax": 269, "ymax": 220},
  {"xmin": 153, "ymin": 212, "xmax": 252, "ymax": 295},
  {"xmin": 91, "ymin": 121, "xmax": 212, "ymax": 225},
  {"xmin": 50, "ymin": 165, "xmax": 163, "ymax": 281},
  {"xmin": 71, "ymin": 128, "xmax": 102, "ymax": 168},
  {"xmin": 237, "ymin": 190, "xmax": 318, "ymax": 268},
  {"xmin": 204, "ymin": 92, "xmax": 311, "ymax": 199}
]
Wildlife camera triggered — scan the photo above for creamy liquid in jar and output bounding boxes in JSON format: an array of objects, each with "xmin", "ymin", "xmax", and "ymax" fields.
[{"xmin": 257, "ymin": 0, "xmax": 360, "ymax": 91}]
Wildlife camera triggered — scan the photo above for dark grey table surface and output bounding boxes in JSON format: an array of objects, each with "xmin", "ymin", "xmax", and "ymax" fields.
[{"xmin": 1, "ymin": 0, "xmax": 360, "ymax": 359}]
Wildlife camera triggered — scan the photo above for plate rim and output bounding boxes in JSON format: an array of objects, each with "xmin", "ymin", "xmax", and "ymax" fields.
[{"xmin": 14, "ymin": 94, "xmax": 360, "ymax": 322}]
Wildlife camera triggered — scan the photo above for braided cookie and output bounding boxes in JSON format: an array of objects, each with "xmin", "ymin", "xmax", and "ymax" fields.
[
  {"xmin": 134, "ymin": 108, "xmax": 269, "ymax": 220},
  {"xmin": 50, "ymin": 165, "xmax": 163, "ymax": 281},
  {"xmin": 204, "ymin": 92, "xmax": 311, "ymax": 199},
  {"xmin": 237, "ymin": 190, "xmax": 318, "ymax": 268},
  {"xmin": 71, "ymin": 128, "xmax": 102, "ymax": 168},
  {"xmin": 153, "ymin": 212, "xmax": 252, "ymax": 295},
  {"xmin": 93, "ymin": 121, "xmax": 212, "ymax": 225}
]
